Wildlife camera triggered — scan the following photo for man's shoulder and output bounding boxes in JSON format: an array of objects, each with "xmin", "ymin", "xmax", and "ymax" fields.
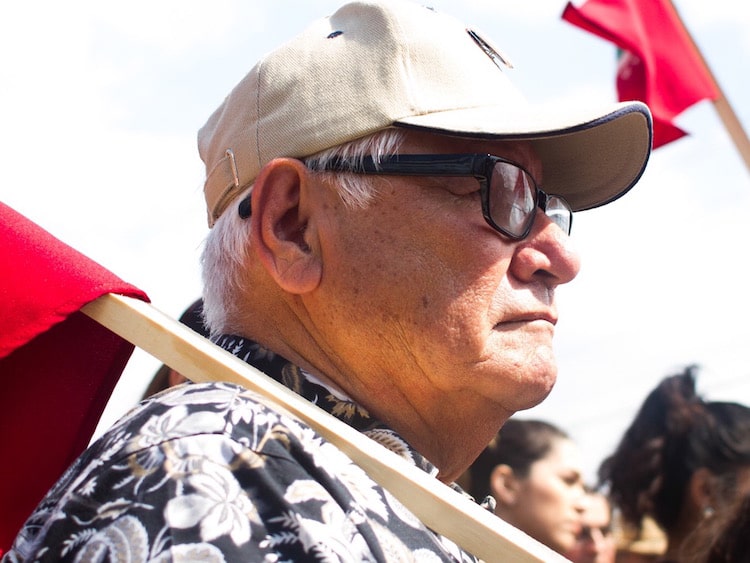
[
  {"xmin": 100, "ymin": 380, "xmax": 305, "ymax": 455},
  {"xmin": 8, "ymin": 384, "xmax": 480, "ymax": 562}
]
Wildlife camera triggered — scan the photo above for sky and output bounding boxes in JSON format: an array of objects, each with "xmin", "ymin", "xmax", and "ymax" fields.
[{"xmin": 1, "ymin": 0, "xmax": 749, "ymax": 482}]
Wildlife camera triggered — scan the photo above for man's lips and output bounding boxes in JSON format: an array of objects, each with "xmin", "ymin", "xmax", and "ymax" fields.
[{"xmin": 495, "ymin": 312, "xmax": 558, "ymax": 328}]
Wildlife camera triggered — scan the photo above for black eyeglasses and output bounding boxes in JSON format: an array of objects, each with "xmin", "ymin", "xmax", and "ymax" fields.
[{"xmin": 311, "ymin": 153, "xmax": 572, "ymax": 241}]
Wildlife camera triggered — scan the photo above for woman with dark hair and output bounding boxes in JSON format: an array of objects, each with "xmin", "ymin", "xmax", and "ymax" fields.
[
  {"xmin": 598, "ymin": 365, "xmax": 750, "ymax": 562},
  {"xmin": 696, "ymin": 493, "xmax": 750, "ymax": 563},
  {"xmin": 461, "ymin": 418, "xmax": 588, "ymax": 555}
]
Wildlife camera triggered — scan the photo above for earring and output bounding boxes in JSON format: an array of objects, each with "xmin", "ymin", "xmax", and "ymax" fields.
[{"xmin": 703, "ymin": 506, "xmax": 715, "ymax": 519}]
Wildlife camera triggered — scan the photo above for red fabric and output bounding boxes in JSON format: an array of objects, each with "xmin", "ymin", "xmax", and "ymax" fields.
[
  {"xmin": 0, "ymin": 202, "xmax": 148, "ymax": 552},
  {"xmin": 562, "ymin": 0, "xmax": 719, "ymax": 148}
]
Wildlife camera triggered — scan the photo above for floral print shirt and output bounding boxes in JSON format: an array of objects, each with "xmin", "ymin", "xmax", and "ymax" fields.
[{"xmin": 4, "ymin": 335, "xmax": 480, "ymax": 562}]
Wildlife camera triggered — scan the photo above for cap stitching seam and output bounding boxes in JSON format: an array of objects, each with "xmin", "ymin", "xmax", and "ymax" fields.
[{"xmin": 255, "ymin": 58, "xmax": 264, "ymax": 173}]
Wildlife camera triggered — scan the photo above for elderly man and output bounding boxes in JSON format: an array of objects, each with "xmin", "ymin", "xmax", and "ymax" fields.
[{"xmin": 5, "ymin": 1, "xmax": 651, "ymax": 561}]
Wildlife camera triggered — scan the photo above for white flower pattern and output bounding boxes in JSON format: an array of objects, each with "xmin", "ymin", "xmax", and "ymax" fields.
[
  {"xmin": 165, "ymin": 461, "xmax": 259, "ymax": 546},
  {"xmin": 3, "ymin": 335, "xmax": 479, "ymax": 563}
]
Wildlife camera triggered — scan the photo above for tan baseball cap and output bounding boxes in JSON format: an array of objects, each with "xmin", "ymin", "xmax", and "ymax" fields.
[{"xmin": 199, "ymin": 0, "xmax": 652, "ymax": 227}]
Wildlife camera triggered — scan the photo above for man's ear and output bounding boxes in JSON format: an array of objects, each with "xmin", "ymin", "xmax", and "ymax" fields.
[
  {"xmin": 251, "ymin": 158, "xmax": 322, "ymax": 294},
  {"xmin": 490, "ymin": 464, "xmax": 521, "ymax": 507}
]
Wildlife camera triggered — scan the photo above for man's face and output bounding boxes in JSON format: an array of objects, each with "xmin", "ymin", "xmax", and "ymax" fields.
[{"xmin": 304, "ymin": 130, "xmax": 581, "ymax": 418}]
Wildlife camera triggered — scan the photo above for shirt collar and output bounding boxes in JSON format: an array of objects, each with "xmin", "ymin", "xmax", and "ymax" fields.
[{"xmin": 214, "ymin": 333, "xmax": 440, "ymax": 475}]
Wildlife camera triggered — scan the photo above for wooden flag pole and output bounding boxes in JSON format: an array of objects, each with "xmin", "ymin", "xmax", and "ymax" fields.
[
  {"xmin": 82, "ymin": 293, "xmax": 570, "ymax": 563},
  {"xmin": 711, "ymin": 95, "xmax": 750, "ymax": 173},
  {"xmin": 667, "ymin": 0, "xmax": 750, "ymax": 173}
]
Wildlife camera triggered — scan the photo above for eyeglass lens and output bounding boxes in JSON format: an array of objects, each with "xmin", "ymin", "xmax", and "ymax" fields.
[
  {"xmin": 488, "ymin": 161, "xmax": 571, "ymax": 237},
  {"xmin": 489, "ymin": 161, "xmax": 536, "ymax": 237},
  {"xmin": 543, "ymin": 195, "xmax": 572, "ymax": 234}
]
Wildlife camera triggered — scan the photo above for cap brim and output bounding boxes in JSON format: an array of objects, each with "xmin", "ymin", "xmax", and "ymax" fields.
[{"xmin": 395, "ymin": 101, "xmax": 652, "ymax": 212}]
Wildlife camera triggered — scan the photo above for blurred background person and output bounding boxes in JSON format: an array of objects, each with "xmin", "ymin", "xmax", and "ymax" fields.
[
  {"xmin": 598, "ymin": 365, "xmax": 750, "ymax": 563},
  {"xmin": 699, "ymin": 492, "xmax": 750, "ymax": 563},
  {"xmin": 662, "ymin": 489, "xmax": 750, "ymax": 562},
  {"xmin": 141, "ymin": 298, "xmax": 205, "ymax": 399},
  {"xmin": 460, "ymin": 418, "xmax": 587, "ymax": 556},
  {"xmin": 566, "ymin": 488, "xmax": 616, "ymax": 563}
]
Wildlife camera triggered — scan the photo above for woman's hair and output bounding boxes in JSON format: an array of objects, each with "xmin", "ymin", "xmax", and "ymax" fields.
[
  {"xmin": 598, "ymin": 365, "xmax": 750, "ymax": 535},
  {"xmin": 201, "ymin": 128, "xmax": 405, "ymax": 337},
  {"xmin": 702, "ymin": 493, "xmax": 750, "ymax": 563},
  {"xmin": 464, "ymin": 418, "xmax": 569, "ymax": 501}
]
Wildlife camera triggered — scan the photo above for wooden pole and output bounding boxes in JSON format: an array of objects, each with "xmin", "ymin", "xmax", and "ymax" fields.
[
  {"xmin": 82, "ymin": 293, "xmax": 570, "ymax": 563},
  {"xmin": 667, "ymin": 0, "xmax": 750, "ymax": 173},
  {"xmin": 711, "ymin": 95, "xmax": 750, "ymax": 173}
]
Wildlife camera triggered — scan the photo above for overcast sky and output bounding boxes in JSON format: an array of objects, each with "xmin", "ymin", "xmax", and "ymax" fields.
[{"xmin": 2, "ymin": 0, "xmax": 748, "ymax": 481}]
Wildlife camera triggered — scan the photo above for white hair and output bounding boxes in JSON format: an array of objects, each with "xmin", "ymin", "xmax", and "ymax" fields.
[{"xmin": 201, "ymin": 128, "xmax": 405, "ymax": 336}]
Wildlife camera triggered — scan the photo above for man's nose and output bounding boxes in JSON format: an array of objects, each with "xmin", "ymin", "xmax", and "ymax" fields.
[{"xmin": 509, "ymin": 208, "xmax": 581, "ymax": 287}]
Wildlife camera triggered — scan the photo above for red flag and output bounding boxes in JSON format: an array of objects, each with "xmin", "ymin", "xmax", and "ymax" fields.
[
  {"xmin": 0, "ymin": 202, "xmax": 148, "ymax": 552},
  {"xmin": 562, "ymin": 0, "xmax": 719, "ymax": 148}
]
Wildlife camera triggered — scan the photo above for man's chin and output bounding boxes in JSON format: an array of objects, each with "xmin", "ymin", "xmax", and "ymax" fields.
[
  {"xmin": 515, "ymin": 388, "xmax": 554, "ymax": 412},
  {"xmin": 508, "ymin": 369, "xmax": 557, "ymax": 412}
]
